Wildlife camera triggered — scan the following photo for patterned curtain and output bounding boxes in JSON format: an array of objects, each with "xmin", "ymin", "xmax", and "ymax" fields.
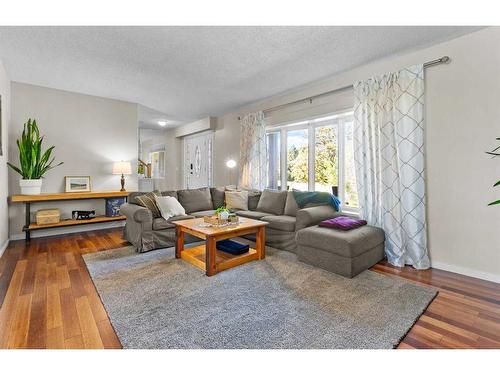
[
  {"xmin": 353, "ymin": 65, "xmax": 430, "ymax": 269},
  {"xmin": 239, "ymin": 111, "xmax": 267, "ymax": 190}
]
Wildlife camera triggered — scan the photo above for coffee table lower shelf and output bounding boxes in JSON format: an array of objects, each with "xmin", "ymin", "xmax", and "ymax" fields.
[{"xmin": 181, "ymin": 244, "xmax": 259, "ymax": 273}]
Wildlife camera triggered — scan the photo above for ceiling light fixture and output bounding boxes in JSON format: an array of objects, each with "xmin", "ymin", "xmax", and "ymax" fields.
[{"xmin": 158, "ymin": 120, "xmax": 167, "ymax": 126}]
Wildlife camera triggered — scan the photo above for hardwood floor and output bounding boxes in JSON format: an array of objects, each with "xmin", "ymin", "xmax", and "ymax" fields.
[
  {"xmin": 0, "ymin": 228, "xmax": 499, "ymax": 349},
  {"xmin": 0, "ymin": 228, "xmax": 126, "ymax": 348}
]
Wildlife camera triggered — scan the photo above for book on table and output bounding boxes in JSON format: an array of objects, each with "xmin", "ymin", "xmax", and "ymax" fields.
[{"xmin": 216, "ymin": 240, "xmax": 249, "ymax": 255}]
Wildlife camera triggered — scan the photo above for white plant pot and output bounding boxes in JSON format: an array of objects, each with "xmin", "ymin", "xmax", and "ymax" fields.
[
  {"xmin": 19, "ymin": 179, "xmax": 43, "ymax": 195},
  {"xmin": 218, "ymin": 211, "xmax": 229, "ymax": 221}
]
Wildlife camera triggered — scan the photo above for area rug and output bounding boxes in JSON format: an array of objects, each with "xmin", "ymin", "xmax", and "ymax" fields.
[{"xmin": 83, "ymin": 243, "xmax": 437, "ymax": 349}]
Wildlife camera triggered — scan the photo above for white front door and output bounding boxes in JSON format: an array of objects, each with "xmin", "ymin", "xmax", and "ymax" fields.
[{"xmin": 183, "ymin": 131, "xmax": 214, "ymax": 189}]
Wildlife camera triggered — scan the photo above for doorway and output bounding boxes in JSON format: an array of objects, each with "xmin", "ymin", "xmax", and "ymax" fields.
[{"xmin": 183, "ymin": 131, "xmax": 214, "ymax": 189}]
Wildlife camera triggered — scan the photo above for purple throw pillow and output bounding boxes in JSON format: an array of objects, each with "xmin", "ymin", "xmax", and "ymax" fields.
[{"xmin": 319, "ymin": 216, "xmax": 367, "ymax": 231}]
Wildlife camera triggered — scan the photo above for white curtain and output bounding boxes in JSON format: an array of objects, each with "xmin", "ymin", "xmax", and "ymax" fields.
[
  {"xmin": 239, "ymin": 111, "xmax": 268, "ymax": 190},
  {"xmin": 353, "ymin": 65, "xmax": 430, "ymax": 269}
]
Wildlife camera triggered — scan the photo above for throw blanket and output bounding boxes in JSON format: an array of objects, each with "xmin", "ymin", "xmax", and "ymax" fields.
[{"xmin": 292, "ymin": 190, "xmax": 341, "ymax": 211}]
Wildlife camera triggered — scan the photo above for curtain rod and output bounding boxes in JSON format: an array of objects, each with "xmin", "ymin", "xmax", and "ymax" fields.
[{"xmin": 238, "ymin": 56, "xmax": 450, "ymax": 120}]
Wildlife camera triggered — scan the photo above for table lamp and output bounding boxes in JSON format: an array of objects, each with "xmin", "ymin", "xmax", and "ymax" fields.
[{"xmin": 113, "ymin": 161, "xmax": 132, "ymax": 191}]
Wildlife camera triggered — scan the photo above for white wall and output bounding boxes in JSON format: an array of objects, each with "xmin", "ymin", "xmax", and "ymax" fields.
[
  {"xmin": 211, "ymin": 27, "xmax": 500, "ymax": 282},
  {"xmin": 174, "ymin": 117, "xmax": 215, "ymax": 138},
  {"xmin": 9, "ymin": 82, "xmax": 138, "ymax": 239},
  {"xmin": 138, "ymin": 128, "xmax": 183, "ymax": 191},
  {"xmin": 164, "ymin": 128, "xmax": 183, "ymax": 189},
  {"xmin": 0, "ymin": 60, "xmax": 10, "ymax": 256}
]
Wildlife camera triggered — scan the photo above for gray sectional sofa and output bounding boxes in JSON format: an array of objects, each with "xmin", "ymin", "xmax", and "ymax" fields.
[
  {"xmin": 120, "ymin": 187, "xmax": 338, "ymax": 253},
  {"xmin": 120, "ymin": 186, "xmax": 386, "ymax": 277}
]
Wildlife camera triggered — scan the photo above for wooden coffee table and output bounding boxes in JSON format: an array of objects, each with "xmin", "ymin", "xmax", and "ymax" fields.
[{"xmin": 173, "ymin": 216, "xmax": 267, "ymax": 276}]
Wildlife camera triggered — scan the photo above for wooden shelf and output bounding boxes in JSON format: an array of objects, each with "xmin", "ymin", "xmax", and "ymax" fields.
[
  {"xmin": 26, "ymin": 215, "xmax": 126, "ymax": 231},
  {"xmin": 10, "ymin": 191, "xmax": 131, "ymax": 203},
  {"xmin": 181, "ymin": 244, "xmax": 258, "ymax": 273}
]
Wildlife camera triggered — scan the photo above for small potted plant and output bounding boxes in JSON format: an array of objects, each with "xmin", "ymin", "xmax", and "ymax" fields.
[
  {"xmin": 215, "ymin": 206, "xmax": 230, "ymax": 221},
  {"xmin": 7, "ymin": 119, "xmax": 63, "ymax": 195}
]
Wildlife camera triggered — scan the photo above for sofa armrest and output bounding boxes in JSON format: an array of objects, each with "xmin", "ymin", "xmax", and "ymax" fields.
[
  {"xmin": 295, "ymin": 205, "xmax": 341, "ymax": 231},
  {"xmin": 120, "ymin": 203, "xmax": 153, "ymax": 230}
]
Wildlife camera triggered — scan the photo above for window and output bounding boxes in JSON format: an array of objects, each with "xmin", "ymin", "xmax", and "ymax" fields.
[
  {"xmin": 266, "ymin": 132, "xmax": 281, "ymax": 190},
  {"xmin": 287, "ymin": 129, "xmax": 308, "ymax": 191},
  {"xmin": 314, "ymin": 124, "xmax": 338, "ymax": 193},
  {"xmin": 266, "ymin": 111, "xmax": 358, "ymax": 212}
]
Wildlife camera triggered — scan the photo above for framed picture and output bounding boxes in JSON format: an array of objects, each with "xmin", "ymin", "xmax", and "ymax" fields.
[{"xmin": 65, "ymin": 176, "xmax": 91, "ymax": 193}]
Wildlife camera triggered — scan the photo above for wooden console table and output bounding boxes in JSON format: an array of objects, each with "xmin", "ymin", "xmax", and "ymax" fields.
[{"xmin": 9, "ymin": 191, "xmax": 130, "ymax": 242}]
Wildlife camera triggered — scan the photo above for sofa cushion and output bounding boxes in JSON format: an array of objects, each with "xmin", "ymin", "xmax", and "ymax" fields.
[
  {"xmin": 256, "ymin": 189, "xmax": 287, "ymax": 215},
  {"xmin": 261, "ymin": 215, "xmax": 296, "ymax": 232},
  {"xmin": 161, "ymin": 190, "xmax": 178, "ymax": 200},
  {"xmin": 283, "ymin": 191, "xmax": 299, "ymax": 216},
  {"xmin": 177, "ymin": 187, "xmax": 213, "ymax": 213},
  {"xmin": 153, "ymin": 218, "xmax": 175, "ymax": 230},
  {"xmin": 134, "ymin": 191, "xmax": 162, "ymax": 218},
  {"xmin": 128, "ymin": 192, "xmax": 145, "ymax": 205},
  {"xmin": 169, "ymin": 214, "xmax": 195, "ymax": 222},
  {"xmin": 153, "ymin": 214, "xmax": 195, "ymax": 230},
  {"xmin": 236, "ymin": 211, "xmax": 270, "ymax": 220},
  {"xmin": 225, "ymin": 191, "xmax": 248, "ymax": 211},
  {"xmin": 190, "ymin": 210, "xmax": 216, "ymax": 218},
  {"xmin": 296, "ymin": 225, "xmax": 385, "ymax": 258},
  {"xmin": 210, "ymin": 187, "xmax": 226, "ymax": 209},
  {"xmin": 247, "ymin": 190, "xmax": 262, "ymax": 211}
]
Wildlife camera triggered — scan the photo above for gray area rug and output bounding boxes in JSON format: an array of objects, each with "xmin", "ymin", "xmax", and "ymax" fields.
[{"xmin": 83, "ymin": 243, "xmax": 437, "ymax": 349}]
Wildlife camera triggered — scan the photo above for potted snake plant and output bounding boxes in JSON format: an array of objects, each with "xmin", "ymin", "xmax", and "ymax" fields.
[{"xmin": 7, "ymin": 119, "xmax": 63, "ymax": 195}]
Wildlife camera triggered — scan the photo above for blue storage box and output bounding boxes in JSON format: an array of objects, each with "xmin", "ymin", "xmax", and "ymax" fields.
[{"xmin": 106, "ymin": 197, "xmax": 126, "ymax": 217}]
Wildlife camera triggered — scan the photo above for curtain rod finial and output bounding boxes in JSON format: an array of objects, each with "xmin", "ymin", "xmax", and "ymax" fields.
[{"xmin": 441, "ymin": 56, "xmax": 450, "ymax": 63}]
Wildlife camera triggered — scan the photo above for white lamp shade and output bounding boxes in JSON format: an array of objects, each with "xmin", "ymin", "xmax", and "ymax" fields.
[{"xmin": 113, "ymin": 161, "xmax": 132, "ymax": 175}]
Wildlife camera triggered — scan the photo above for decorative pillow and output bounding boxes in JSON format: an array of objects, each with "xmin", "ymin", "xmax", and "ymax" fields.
[
  {"xmin": 225, "ymin": 190, "xmax": 248, "ymax": 211},
  {"xmin": 155, "ymin": 196, "xmax": 186, "ymax": 220},
  {"xmin": 135, "ymin": 191, "xmax": 162, "ymax": 218},
  {"xmin": 256, "ymin": 189, "xmax": 287, "ymax": 215}
]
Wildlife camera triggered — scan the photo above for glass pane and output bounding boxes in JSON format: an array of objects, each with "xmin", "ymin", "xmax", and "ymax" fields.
[
  {"xmin": 314, "ymin": 125, "xmax": 338, "ymax": 193},
  {"xmin": 266, "ymin": 132, "xmax": 281, "ymax": 190},
  {"xmin": 344, "ymin": 120, "xmax": 359, "ymax": 208},
  {"xmin": 286, "ymin": 129, "xmax": 308, "ymax": 191}
]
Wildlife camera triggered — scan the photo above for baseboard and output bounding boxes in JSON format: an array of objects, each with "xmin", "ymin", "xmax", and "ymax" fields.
[
  {"xmin": 0, "ymin": 239, "xmax": 9, "ymax": 258},
  {"xmin": 432, "ymin": 261, "xmax": 500, "ymax": 284},
  {"xmin": 9, "ymin": 221, "xmax": 125, "ymax": 241}
]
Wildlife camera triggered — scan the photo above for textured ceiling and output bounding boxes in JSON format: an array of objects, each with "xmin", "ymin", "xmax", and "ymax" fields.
[{"xmin": 0, "ymin": 26, "xmax": 482, "ymax": 125}]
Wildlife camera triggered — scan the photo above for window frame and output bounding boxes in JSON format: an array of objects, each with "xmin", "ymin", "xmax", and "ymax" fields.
[{"xmin": 266, "ymin": 110, "xmax": 358, "ymax": 214}]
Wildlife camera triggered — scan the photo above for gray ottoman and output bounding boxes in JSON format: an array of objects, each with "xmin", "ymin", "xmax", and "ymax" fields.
[{"xmin": 296, "ymin": 225, "xmax": 385, "ymax": 278}]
